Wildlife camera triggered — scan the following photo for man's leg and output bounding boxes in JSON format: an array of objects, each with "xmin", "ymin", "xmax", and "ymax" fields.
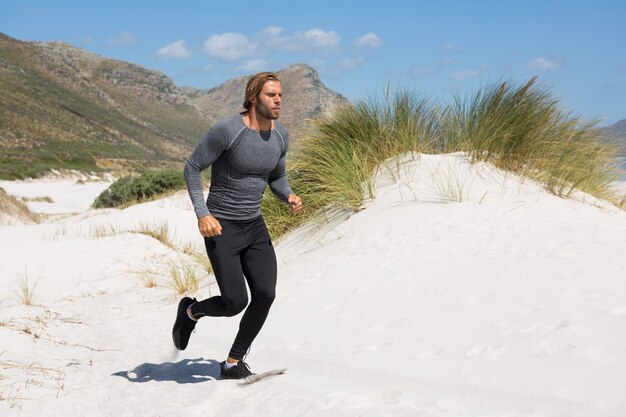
[
  {"xmin": 174, "ymin": 219, "xmax": 249, "ymax": 351},
  {"xmin": 190, "ymin": 220, "xmax": 249, "ymax": 319},
  {"xmin": 227, "ymin": 223, "xmax": 277, "ymax": 361}
]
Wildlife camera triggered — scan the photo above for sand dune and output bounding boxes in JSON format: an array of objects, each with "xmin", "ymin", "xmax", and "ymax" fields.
[{"xmin": 1, "ymin": 154, "xmax": 625, "ymax": 416}]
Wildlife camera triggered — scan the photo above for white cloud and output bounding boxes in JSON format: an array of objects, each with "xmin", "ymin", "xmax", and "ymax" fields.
[
  {"xmin": 203, "ymin": 27, "xmax": 340, "ymax": 60},
  {"xmin": 156, "ymin": 40, "xmax": 191, "ymax": 60},
  {"xmin": 444, "ymin": 43, "xmax": 456, "ymax": 52},
  {"xmin": 527, "ymin": 57, "xmax": 560, "ymax": 71},
  {"xmin": 450, "ymin": 70, "xmax": 480, "ymax": 80},
  {"xmin": 290, "ymin": 28, "xmax": 340, "ymax": 52},
  {"xmin": 258, "ymin": 26, "xmax": 290, "ymax": 51},
  {"xmin": 236, "ymin": 59, "xmax": 269, "ymax": 72},
  {"xmin": 411, "ymin": 64, "xmax": 436, "ymax": 78},
  {"xmin": 83, "ymin": 36, "xmax": 93, "ymax": 45},
  {"xmin": 339, "ymin": 57, "xmax": 365, "ymax": 70},
  {"xmin": 354, "ymin": 33, "xmax": 382, "ymax": 49},
  {"xmin": 261, "ymin": 26, "xmax": 284, "ymax": 37},
  {"xmin": 106, "ymin": 31, "xmax": 135, "ymax": 47},
  {"xmin": 204, "ymin": 33, "xmax": 257, "ymax": 60}
]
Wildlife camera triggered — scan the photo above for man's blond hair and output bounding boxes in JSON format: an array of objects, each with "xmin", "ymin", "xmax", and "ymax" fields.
[{"xmin": 243, "ymin": 72, "xmax": 281, "ymax": 110}]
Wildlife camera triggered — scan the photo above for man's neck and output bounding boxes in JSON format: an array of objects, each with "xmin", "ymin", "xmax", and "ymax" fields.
[{"xmin": 243, "ymin": 110, "xmax": 273, "ymax": 131}]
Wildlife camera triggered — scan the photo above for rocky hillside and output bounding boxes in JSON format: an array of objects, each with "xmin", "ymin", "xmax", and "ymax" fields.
[
  {"xmin": 191, "ymin": 63, "xmax": 348, "ymax": 140},
  {"xmin": 0, "ymin": 33, "xmax": 348, "ymax": 179},
  {"xmin": 599, "ymin": 119, "xmax": 626, "ymax": 156}
]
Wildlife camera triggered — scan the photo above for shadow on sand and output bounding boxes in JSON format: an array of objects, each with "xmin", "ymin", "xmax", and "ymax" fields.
[{"xmin": 112, "ymin": 357, "xmax": 221, "ymax": 384}]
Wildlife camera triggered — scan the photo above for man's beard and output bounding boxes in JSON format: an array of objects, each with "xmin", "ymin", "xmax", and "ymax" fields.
[{"xmin": 255, "ymin": 100, "xmax": 280, "ymax": 120}]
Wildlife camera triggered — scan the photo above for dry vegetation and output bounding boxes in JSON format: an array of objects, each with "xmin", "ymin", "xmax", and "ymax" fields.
[{"xmin": 0, "ymin": 188, "xmax": 40, "ymax": 225}]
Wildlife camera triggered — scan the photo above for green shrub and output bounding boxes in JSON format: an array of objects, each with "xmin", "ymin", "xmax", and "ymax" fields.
[{"xmin": 93, "ymin": 169, "xmax": 185, "ymax": 208}]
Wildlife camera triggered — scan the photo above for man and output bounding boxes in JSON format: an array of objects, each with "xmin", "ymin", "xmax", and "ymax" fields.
[{"xmin": 173, "ymin": 72, "xmax": 302, "ymax": 380}]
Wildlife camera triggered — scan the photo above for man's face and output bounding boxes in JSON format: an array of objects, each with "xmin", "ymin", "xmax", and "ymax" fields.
[{"xmin": 253, "ymin": 80, "xmax": 282, "ymax": 120}]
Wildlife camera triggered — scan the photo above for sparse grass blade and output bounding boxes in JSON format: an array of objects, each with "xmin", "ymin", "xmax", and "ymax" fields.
[
  {"xmin": 169, "ymin": 261, "xmax": 200, "ymax": 295},
  {"xmin": 13, "ymin": 267, "xmax": 37, "ymax": 306},
  {"xmin": 431, "ymin": 161, "xmax": 471, "ymax": 202},
  {"xmin": 132, "ymin": 219, "xmax": 176, "ymax": 250},
  {"xmin": 192, "ymin": 250, "xmax": 213, "ymax": 274}
]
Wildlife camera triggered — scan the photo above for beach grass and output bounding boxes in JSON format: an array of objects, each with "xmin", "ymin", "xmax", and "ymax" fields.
[
  {"xmin": 132, "ymin": 220, "xmax": 175, "ymax": 250},
  {"xmin": 178, "ymin": 240, "xmax": 196, "ymax": 256},
  {"xmin": 86, "ymin": 223, "xmax": 122, "ymax": 239},
  {"xmin": 262, "ymin": 88, "xmax": 439, "ymax": 238},
  {"xmin": 442, "ymin": 76, "xmax": 620, "ymax": 199},
  {"xmin": 0, "ymin": 187, "xmax": 41, "ymax": 224},
  {"xmin": 262, "ymin": 77, "xmax": 621, "ymax": 240},
  {"xmin": 13, "ymin": 267, "xmax": 37, "ymax": 306},
  {"xmin": 169, "ymin": 261, "xmax": 200, "ymax": 295},
  {"xmin": 134, "ymin": 265, "xmax": 159, "ymax": 288},
  {"xmin": 191, "ymin": 250, "xmax": 213, "ymax": 274},
  {"xmin": 430, "ymin": 160, "xmax": 472, "ymax": 202}
]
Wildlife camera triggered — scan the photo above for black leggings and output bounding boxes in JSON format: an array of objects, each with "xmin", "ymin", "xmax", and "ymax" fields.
[{"xmin": 189, "ymin": 215, "xmax": 277, "ymax": 361}]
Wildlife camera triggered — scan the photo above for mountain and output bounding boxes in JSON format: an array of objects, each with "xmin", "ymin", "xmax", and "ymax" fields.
[
  {"xmin": 0, "ymin": 33, "xmax": 348, "ymax": 179},
  {"xmin": 190, "ymin": 63, "xmax": 348, "ymax": 143},
  {"xmin": 603, "ymin": 119, "xmax": 626, "ymax": 137},
  {"xmin": 598, "ymin": 119, "xmax": 626, "ymax": 156}
]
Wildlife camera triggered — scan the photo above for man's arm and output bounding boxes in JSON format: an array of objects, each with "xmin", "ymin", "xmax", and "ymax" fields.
[
  {"xmin": 268, "ymin": 152, "xmax": 294, "ymax": 203},
  {"xmin": 184, "ymin": 124, "xmax": 228, "ymax": 219},
  {"xmin": 269, "ymin": 156, "xmax": 302, "ymax": 214}
]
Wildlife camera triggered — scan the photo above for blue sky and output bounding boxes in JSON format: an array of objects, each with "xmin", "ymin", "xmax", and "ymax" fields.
[{"xmin": 2, "ymin": 0, "xmax": 625, "ymax": 126}]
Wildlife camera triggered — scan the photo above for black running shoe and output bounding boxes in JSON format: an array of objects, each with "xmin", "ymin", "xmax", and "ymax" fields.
[
  {"xmin": 172, "ymin": 297, "xmax": 197, "ymax": 350},
  {"xmin": 220, "ymin": 361, "xmax": 254, "ymax": 380}
]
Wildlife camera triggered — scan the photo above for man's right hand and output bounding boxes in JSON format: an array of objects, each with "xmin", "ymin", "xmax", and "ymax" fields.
[{"xmin": 198, "ymin": 214, "xmax": 222, "ymax": 237}]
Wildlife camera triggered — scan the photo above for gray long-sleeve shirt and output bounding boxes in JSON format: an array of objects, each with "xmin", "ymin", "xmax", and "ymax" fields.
[{"xmin": 184, "ymin": 113, "xmax": 294, "ymax": 220}]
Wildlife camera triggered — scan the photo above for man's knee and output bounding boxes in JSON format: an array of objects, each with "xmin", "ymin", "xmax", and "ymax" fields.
[
  {"xmin": 253, "ymin": 288, "xmax": 275, "ymax": 306},
  {"xmin": 223, "ymin": 294, "xmax": 248, "ymax": 316}
]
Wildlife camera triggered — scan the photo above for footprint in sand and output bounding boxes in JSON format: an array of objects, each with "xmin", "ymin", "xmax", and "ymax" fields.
[
  {"xmin": 530, "ymin": 343, "xmax": 577, "ymax": 357},
  {"xmin": 415, "ymin": 349, "xmax": 444, "ymax": 358},
  {"xmin": 466, "ymin": 343, "xmax": 505, "ymax": 357},
  {"xmin": 518, "ymin": 319, "xmax": 571, "ymax": 334}
]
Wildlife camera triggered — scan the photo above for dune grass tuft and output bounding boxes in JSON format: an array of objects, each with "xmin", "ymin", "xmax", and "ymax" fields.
[
  {"xmin": 86, "ymin": 223, "xmax": 122, "ymax": 239},
  {"xmin": 262, "ymin": 88, "xmax": 439, "ymax": 238},
  {"xmin": 13, "ymin": 267, "xmax": 37, "ymax": 306},
  {"xmin": 430, "ymin": 160, "xmax": 472, "ymax": 202},
  {"xmin": 0, "ymin": 188, "xmax": 41, "ymax": 224},
  {"xmin": 132, "ymin": 220, "xmax": 176, "ymax": 250},
  {"xmin": 169, "ymin": 261, "xmax": 200, "ymax": 295},
  {"xmin": 191, "ymin": 250, "xmax": 213, "ymax": 274},
  {"xmin": 134, "ymin": 265, "xmax": 159, "ymax": 288},
  {"xmin": 261, "ymin": 78, "xmax": 622, "ymax": 240},
  {"xmin": 442, "ymin": 76, "xmax": 620, "ymax": 199}
]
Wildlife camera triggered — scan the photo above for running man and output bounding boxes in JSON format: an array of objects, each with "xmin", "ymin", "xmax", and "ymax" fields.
[{"xmin": 173, "ymin": 72, "xmax": 302, "ymax": 380}]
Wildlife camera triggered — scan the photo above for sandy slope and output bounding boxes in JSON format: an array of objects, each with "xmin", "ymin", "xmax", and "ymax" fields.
[
  {"xmin": 1, "ymin": 154, "xmax": 625, "ymax": 417},
  {"xmin": 0, "ymin": 170, "xmax": 113, "ymax": 225}
]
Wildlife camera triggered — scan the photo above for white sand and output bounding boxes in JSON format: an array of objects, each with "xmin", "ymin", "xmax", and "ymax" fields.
[
  {"xmin": 0, "ymin": 170, "xmax": 114, "ymax": 216},
  {"xmin": 1, "ymin": 153, "xmax": 625, "ymax": 416}
]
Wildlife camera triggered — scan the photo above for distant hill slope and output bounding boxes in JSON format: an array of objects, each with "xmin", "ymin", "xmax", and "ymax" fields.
[
  {"xmin": 598, "ymin": 119, "xmax": 626, "ymax": 157},
  {"xmin": 0, "ymin": 33, "xmax": 348, "ymax": 179},
  {"xmin": 191, "ymin": 63, "xmax": 348, "ymax": 144}
]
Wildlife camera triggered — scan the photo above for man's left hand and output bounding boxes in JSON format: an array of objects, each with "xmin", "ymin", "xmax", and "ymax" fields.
[{"xmin": 287, "ymin": 194, "xmax": 302, "ymax": 214}]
